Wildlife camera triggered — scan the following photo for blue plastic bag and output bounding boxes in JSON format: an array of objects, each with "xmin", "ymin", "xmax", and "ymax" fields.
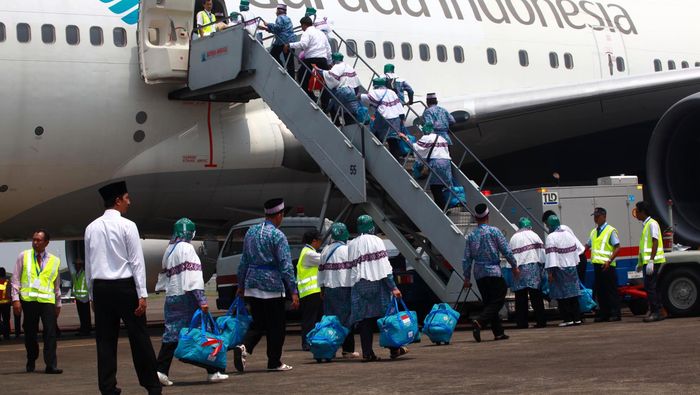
[
  {"xmin": 377, "ymin": 297, "xmax": 419, "ymax": 348},
  {"xmin": 579, "ymin": 281, "xmax": 597, "ymax": 313},
  {"xmin": 216, "ymin": 296, "xmax": 252, "ymax": 350},
  {"xmin": 422, "ymin": 303, "xmax": 460, "ymax": 344},
  {"xmin": 306, "ymin": 315, "xmax": 350, "ymax": 361},
  {"xmin": 398, "ymin": 133, "xmax": 416, "ymax": 157},
  {"xmin": 443, "ymin": 183, "xmax": 466, "ymax": 209},
  {"xmin": 175, "ymin": 309, "xmax": 227, "ymax": 371},
  {"xmin": 356, "ymin": 105, "xmax": 370, "ymax": 124}
]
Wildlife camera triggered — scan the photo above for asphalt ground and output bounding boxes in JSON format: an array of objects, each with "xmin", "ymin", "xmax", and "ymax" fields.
[{"xmin": 1, "ymin": 303, "xmax": 699, "ymax": 394}]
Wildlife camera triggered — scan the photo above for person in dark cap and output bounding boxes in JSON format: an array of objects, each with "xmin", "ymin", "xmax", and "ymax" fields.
[
  {"xmin": 233, "ymin": 198, "xmax": 298, "ymax": 373},
  {"xmin": 462, "ymin": 203, "xmax": 519, "ymax": 342},
  {"xmin": 84, "ymin": 181, "xmax": 161, "ymax": 395},
  {"xmin": 260, "ymin": 4, "xmax": 296, "ymax": 76},
  {"xmin": 422, "ymin": 92, "xmax": 456, "ymax": 145},
  {"xmin": 584, "ymin": 207, "xmax": 622, "ymax": 322}
]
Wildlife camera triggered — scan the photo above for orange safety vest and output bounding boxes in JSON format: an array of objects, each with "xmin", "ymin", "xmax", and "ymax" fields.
[{"xmin": 0, "ymin": 278, "xmax": 10, "ymax": 304}]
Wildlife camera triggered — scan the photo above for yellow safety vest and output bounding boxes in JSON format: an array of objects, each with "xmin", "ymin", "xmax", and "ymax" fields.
[
  {"xmin": 639, "ymin": 218, "xmax": 666, "ymax": 265},
  {"xmin": 589, "ymin": 225, "xmax": 617, "ymax": 266},
  {"xmin": 296, "ymin": 246, "xmax": 320, "ymax": 299},
  {"xmin": 73, "ymin": 270, "xmax": 88, "ymax": 301},
  {"xmin": 199, "ymin": 11, "xmax": 217, "ymax": 36},
  {"xmin": 0, "ymin": 278, "xmax": 10, "ymax": 304},
  {"xmin": 20, "ymin": 250, "xmax": 60, "ymax": 304}
]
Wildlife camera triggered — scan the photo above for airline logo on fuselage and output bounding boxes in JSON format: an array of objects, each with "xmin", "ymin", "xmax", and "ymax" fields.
[
  {"xmin": 99, "ymin": 0, "xmax": 139, "ymax": 25},
  {"xmin": 250, "ymin": 0, "xmax": 637, "ymax": 34}
]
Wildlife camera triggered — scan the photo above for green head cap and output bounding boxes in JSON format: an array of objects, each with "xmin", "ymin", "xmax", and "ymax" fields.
[
  {"xmin": 331, "ymin": 52, "xmax": 344, "ymax": 62},
  {"xmin": 357, "ymin": 215, "xmax": 375, "ymax": 234},
  {"xmin": 384, "ymin": 64, "xmax": 395, "ymax": 73},
  {"xmin": 422, "ymin": 122, "xmax": 434, "ymax": 133},
  {"xmin": 546, "ymin": 215, "xmax": 561, "ymax": 232},
  {"xmin": 518, "ymin": 217, "xmax": 532, "ymax": 229},
  {"xmin": 240, "ymin": 0, "xmax": 249, "ymax": 10},
  {"xmin": 305, "ymin": 7, "xmax": 317, "ymax": 16},
  {"xmin": 373, "ymin": 77, "xmax": 386, "ymax": 87},
  {"xmin": 330, "ymin": 222, "xmax": 349, "ymax": 242},
  {"xmin": 173, "ymin": 217, "xmax": 196, "ymax": 241}
]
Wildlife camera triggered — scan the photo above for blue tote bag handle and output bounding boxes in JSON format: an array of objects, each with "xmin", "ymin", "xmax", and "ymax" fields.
[{"xmin": 225, "ymin": 296, "xmax": 249, "ymax": 318}]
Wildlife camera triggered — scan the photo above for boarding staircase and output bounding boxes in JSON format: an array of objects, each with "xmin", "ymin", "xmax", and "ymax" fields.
[{"xmin": 170, "ymin": 21, "xmax": 541, "ymax": 303}]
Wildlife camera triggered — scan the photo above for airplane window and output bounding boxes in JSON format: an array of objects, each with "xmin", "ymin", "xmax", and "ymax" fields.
[
  {"xmin": 549, "ymin": 52, "xmax": 559, "ymax": 68},
  {"xmin": 401, "ymin": 43, "xmax": 412, "ymax": 60},
  {"xmin": 487, "ymin": 48, "xmax": 497, "ymax": 65},
  {"xmin": 383, "ymin": 42, "xmax": 395, "ymax": 60},
  {"xmin": 695, "ymin": 62, "xmax": 700, "ymax": 68},
  {"xmin": 519, "ymin": 50, "xmax": 529, "ymax": 67},
  {"xmin": 436, "ymin": 45, "xmax": 448, "ymax": 62},
  {"xmin": 654, "ymin": 59, "xmax": 662, "ymax": 72},
  {"xmin": 16, "ymin": 23, "xmax": 30, "ymax": 43},
  {"xmin": 113, "ymin": 27, "xmax": 127, "ymax": 47},
  {"xmin": 329, "ymin": 38, "xmax": 338, "ymax": 53},
  {"xmin": 364, "ymin": 41, "xmax": 376, "ymax": 59},
  {"xmin": 453, "ymin": 46, "xmax": 464, "ymax": 63},
  {"xmin": 0, "ymin": 23, "xmax": 5, "ymax": 42},
  {"xmin": 346, "ymin": 39, "xmax": 357, "ymax": 58},
  {"xmin": 419, "ymin": 44, "xmax": 430, "ymax": 61},
  {"xmin": 90, "ymin": 26, "xmax": 103, "ymax": 46},
  {"xmin": 681, "ymin": 61, "xmax": 689, "ymax": 69},
  {"xmin": 668, "ymin": 60, "xmax": 676, "ymax": 70},
  {"xmin": 41, "ymin": 24, "xmax": 55, "ymax": 44},
  {"xmin": 564, "ymin": 53, "xmax": 574, "ymax": 69},
  {"xmin": 616, "ymin": 57, "xmax": 625, "ymax": 72}
]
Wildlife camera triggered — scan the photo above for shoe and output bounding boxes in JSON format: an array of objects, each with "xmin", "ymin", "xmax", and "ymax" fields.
[
  {"xmin": 233, "ymin": 345, "xmax": 246, "ymax": 373},
  {"xmin": 609, "ymin": 316, "xmax": 622, "ymax": 322},
  {"xmin": 342, "ymin": 351, "xmax": 360, "ymax": 359},
  {"xmin": 45, "ymin": 367, "xmax": 63, "ymax": 374},
  {"xmin": 26, "ymin": 361, "xmax": 35, "ymax": 373},
  {"xmin": 389, "ymin": 346, "xmax": 408, "ymax": 360},
  {"xmin": 494, "ymin": 334, "xmax": 509, "ymax": 341},
  {"xmin": 593, "ymin": 317, "xmax": 608, "ymax": 323},
  {"xmin": 361, "ymin": 354, "xmax": 381, "ymax": 363},
  {"xmin": 268, "ymin": 363, "xmax": 293, "ymax": 371},
  {"xmin": 643, "ymin": 314, "xmax": 663, "ymax": 323},
  {"xmin": 558, "ymin": 321, "xmax": 574, "ymax": 327},
  {"xmin": 574, "ymin": 320, "xmax": 583, "ymax": 326},
  {"xmin": 207, "ymin": 372, "xmax": 229, "ymax": 382},
  {"xmin": 157, "ymin": 372, "xmax": 173, "ymax": 386},
  {"xmin": 472, "ymin": 320, "xmax": 481, "ymax": 343}
]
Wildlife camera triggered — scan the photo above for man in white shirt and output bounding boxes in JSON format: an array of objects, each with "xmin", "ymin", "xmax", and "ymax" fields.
[
  {"xmin": 196, "ymin": 0, "xmax": 224, "ymax": 37},
  {"xmin": 287, "ymin": 16, "xmax": 331, "ymax": 103},
  {"xmin": 634, "ymin": 201, "xmax": 666, "ymax": 322},
  {"xmin": 85, "ymin": 181, "xmax": 161, "ymax": 395}
]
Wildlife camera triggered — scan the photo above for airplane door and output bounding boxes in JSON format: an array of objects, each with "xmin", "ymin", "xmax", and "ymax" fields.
[
  {"xmin": 137, "ymin": 0, "xmax": 194, "ymax": 84},
  {"xmin": 590, "ymin": 26, "xmax": 629, "ymax": 79}
]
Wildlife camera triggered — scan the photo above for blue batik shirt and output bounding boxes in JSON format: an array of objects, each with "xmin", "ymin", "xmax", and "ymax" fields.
[
  {"xmin": 238, "ymin": 220, "xmax": 297, "ymax": 295},
  {"xmin": 422, "ymin": 105, "xmax": 456, "ymax": 132},
  {"xmin": 463, "ymin": 224, "xmax": 517, "ymax": 281},
  {"xmin": 267, "ymin": 14, "xmax": 296, "ymax": 46}
]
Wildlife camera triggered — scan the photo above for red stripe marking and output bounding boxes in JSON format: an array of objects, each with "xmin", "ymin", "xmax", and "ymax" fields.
[{"xmin": 216, "ymin": 274, "xmax": 237, "ymax": 285}]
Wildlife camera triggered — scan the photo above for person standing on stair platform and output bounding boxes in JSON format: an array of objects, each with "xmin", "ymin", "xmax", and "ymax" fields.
[
  {"xmin": 196, "ymin": 0, "xmax": 224, "ymax": 37},
  {"xmin": 401, "ymin": 122, "xmax": 452, "ymax": 209},
  {"xmin": 422, "ymin": 93, "xmax": 456, "ymax": 145},
  {"xmin": 462, "ymin": 204, "xmax": 519, "ymax": 342},
  {"xmin": 360, "ymin": 78, "xmax": 405, "ymax": 160},
  {"xmin": 544, "ymin": 215, "xmax": 583, "ymax": 327},
  {"xmin": 287, "ymin": 16, "xmax": 331, "ymax": 104},
  {"xmin": 319, "ymin": 52, "xmax": 361, "ymax": 124},
  {"xmin": 633, "ymin": 201, "xmax": 666, "ymax": 323},
  {"xmin": 585, "ymin": 207, "xmax": 622, "ymax": 322},
  {"xmin": 297, "ymin": 230, "xmax": 323, "ymax": 351},
  {"xmin": 509, "ymin": 218, "xmax": 547, "ymax": 329},
  {"xmin": 261, "ymin": 4, "xmax": 296, "ymax": 77},
  {"xmin": 384, "ymin": 64, "xmax": 414, "ymax": 106}
]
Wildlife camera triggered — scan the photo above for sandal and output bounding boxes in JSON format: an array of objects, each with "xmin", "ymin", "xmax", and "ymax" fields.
[{"xmin": 390, "ymin": 347, "xmax": 408, "ymax": 360}]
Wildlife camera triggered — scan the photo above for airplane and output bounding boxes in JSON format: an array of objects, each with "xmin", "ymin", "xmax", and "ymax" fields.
[{"xmin": 1, "ymin": 0, "xmax": 699, "ymax": 291}]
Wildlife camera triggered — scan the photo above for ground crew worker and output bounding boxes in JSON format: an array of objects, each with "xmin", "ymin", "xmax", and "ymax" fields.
[
  {"xmin": 633, "ymin": 201, "xmax": 666, "ymax": 322},
  {"xmin": 0, "ymin": 267, "xmax": 11, "ymax": 340},
  {"xmin": 261, "ymin": 4, "xmax": 296, "ymax": 76},
  {"xmin": 72, "ymin": 259, "xmax": 91, "ymax": 336},
  {"xmin": 360, "ymin": 78, "xmax": 405, "ymax": 159},
  {"xmin": 384, "ymin": 64, "xmax": 414, "ymax": 105},
  {"xmin": 196, "ymin": 0, "xmax": 224, "ymax": 37},
  {"xmin": 85, "ymin": 181, "xmax": 161, "ymax": 395},
  {"xmin": 585, "ymin": 207, "xmax": 622, "ymax": 322},
  {"xmin": 11, "ymin": 229, "xmax": 62, "ymax": 374},
  {"xmin": 463, "ymin": 204, "xmax": 519, "ymax": 342},
  {"xmin": 297, "ymin": 230, "xmax": 323, "ymax": 351},
  {"xmin": 422, "ymin": 93, "xmax": 456, "ymax": 145},
  {"xmin": 234, "ymin": 198, "xmax": 298, "ymax": 373}
]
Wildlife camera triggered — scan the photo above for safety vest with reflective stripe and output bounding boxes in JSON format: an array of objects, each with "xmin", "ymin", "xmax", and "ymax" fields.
[
  {"xmin": 199, "ymin": 11, "xmax": 217, "ymax": 36},
  {"xmin": 20, "ymin": 250, "xmax": 59, "ymax": 304},
  {"xmin": 296, "ymin": 246, "xmax": 320, "ymax": 299},
  {"xmin": 589, "ymin": 225, "xmax": 617, "ymax": 266},
  {"xmin": 639, "ymin": 218, "xmax": 666, "ymax": 265},
  {"xmin": 72, "ymin": 270, "xmax": 88, "ymax": 301},
  {"xmin": 0, "ymin": 279, "xmax": 10, "ymax": 304}
]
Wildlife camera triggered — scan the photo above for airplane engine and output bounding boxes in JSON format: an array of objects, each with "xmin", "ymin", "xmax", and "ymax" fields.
[{"xmin": 647, "ymin": 93, "xmax": 700, "ymax": 245}]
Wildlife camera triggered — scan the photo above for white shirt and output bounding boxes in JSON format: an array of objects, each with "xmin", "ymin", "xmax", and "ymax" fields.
[
  {"xmin": 360, "ymin": 87, "xmax": 403, "ymax": 119},
  {"xmin": 289, "ymin": 26, "xmax": 331, "ymax": 60},
  {"xmin": 313, "ymin": 16, "xmax": 333, "ymax": 37},
  {"xmin": 510, "ymin": 228, "xmax": 546, "ymax": 266},
  {"xmin": 560, "ymin": 224, "xmax": 585, "ymax": 255},
  {"xmin": 155, "ymin": 242, "xmax": 204, "ymax": 296},
  {"xmin": 84, "ymin": 209, "xmax": 148, "ymax": 299},
  {"xmin": 323, "ymin": 62, "xmax": 360, "ymax": 90},
  {"xmin": 644, "ymin": 217, "xmax": 660, "ymax": 240},
  {"xmin": 412, "ymin": 134, "xmax": 451, "ymax": 160},
  {"xmin": 318, "ymin": 242, "xmax": 352, "ymax": 288},
  {"xmin": 234, "ymin": 10, "xmax": 259, "ymax": 35},
  {"xmin": 301, "ymin": 247, "xmax": 322, "ymax": 268},
  {"xmin": 348, "ymin": 234, "xmax": 393, "ymax": 285},
  {"xmin": 545, "ymin": 228, "xmax": 581, "ymax": 269}
]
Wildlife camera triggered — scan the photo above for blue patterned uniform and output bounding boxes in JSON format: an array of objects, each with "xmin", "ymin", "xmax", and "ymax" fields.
[
  {"xmin": 162, "ymin": 292, "xmax": 205, "ymax": 343},
  {"xmin": 266, "ymin": 15, "xmax": 295, "ymax": 46},
  {"xmin": 422, "ymin": 105, "xmax": 455, "ymax": 144},
  {"xmin": 237, "ymin": 221, "xmax": 297, "ymax": 295},
  {"xmin": 463, "ymin": 224, "xmax": 517, "ymax": 281}
]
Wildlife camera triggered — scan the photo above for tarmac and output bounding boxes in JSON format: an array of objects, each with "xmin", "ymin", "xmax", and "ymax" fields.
[{"xmin": 1, "ymin": 298, "xmax": 700, "ymax": 394}]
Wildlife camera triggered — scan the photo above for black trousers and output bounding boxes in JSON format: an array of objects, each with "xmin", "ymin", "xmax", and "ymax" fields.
[
  {"xmin": 430, "ymin": 185, "xmax": 447, "ymax": 211},
  {"xmin": 644, "ymin": 264, "xmax": 662, "ymax": 314},
  {"xmin": 14, "ymin": 310, "xmax": 21, "ymax": 337},
  {"xmin": 22, "ymin": 301, "xmax": 58, "ymax": 369},
  {"xmin": 300, "ymin": 293, "xmax": 323, "ymax": 348},
  {"xmin": 593, "ymin": 264, "xmax": 621, "ymax": 319},
  {"xmin": 514, "ymin": 287, "xmax": 547, "ymax": 328},
  {"xmin": 342, "ymin": 328, "xmax": 356, "ymax": 353},
  {"xmin": 156, "ymin": 341, "xmax": 218, "ymax": 375},
  {"xmin": 93, "ymin": 278, "xmax": 161, "ymax": 395},
  {"xmin": 76, "ymin": 300, "xmax": 92, "ymax": 334},
  {"xmin": 270, "ymin": 45, "xmax": 295, "ymax": 76},
  {"xmin": 299, "ymin": 57, "xmax": 330, "ymax": 104},
  {"xmin": 243, "ymin": 297, "xmax": 286, "ymax": 369},
  {"xmin": 358, "ymin": 317, "xmax": 398, "ymax": 358},
  {"xmin": 558, "ymin": 297, "xmax": 581, "ymax": 322},
  {"xmin": 475, "ymin": 277, "xmax": 507, "ymax": 337},
  {"xmin": 577, "ymin": 254, "xmax": 588, "ymax": 282},
  {"xmin": 0, "ymin": 304, "xmax": 10, "ymax": 339}
]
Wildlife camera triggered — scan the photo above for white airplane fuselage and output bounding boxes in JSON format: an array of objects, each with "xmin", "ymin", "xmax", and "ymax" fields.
[{"xmin": 0, "ymin": 0, "xmax": 698, "ymax": 241}]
